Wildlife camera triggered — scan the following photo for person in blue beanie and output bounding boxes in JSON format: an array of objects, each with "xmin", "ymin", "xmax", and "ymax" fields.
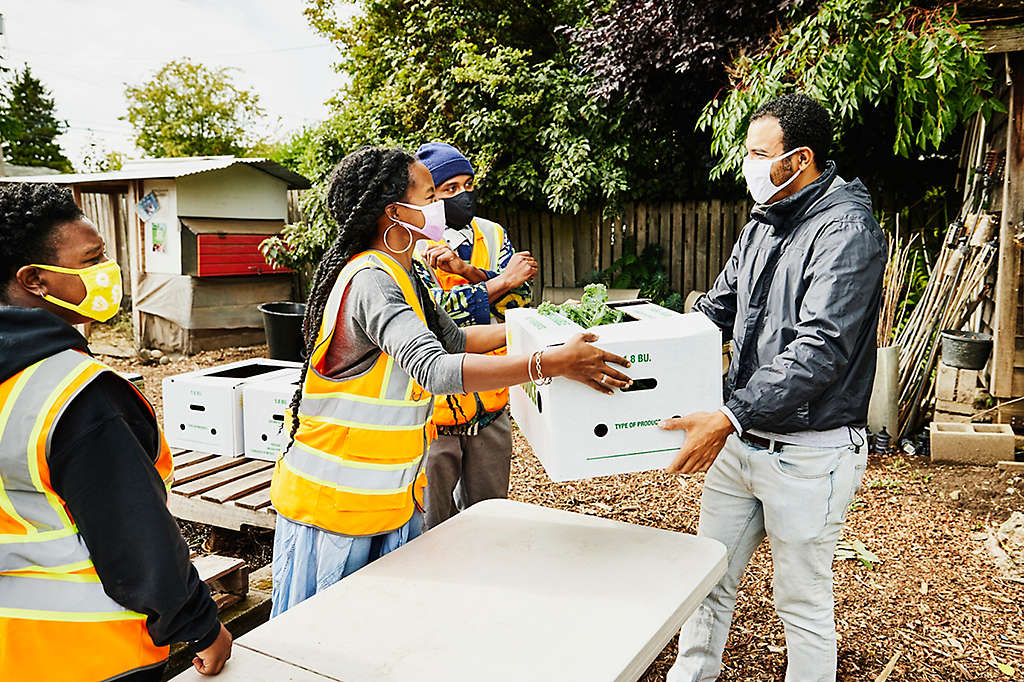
[{"xmin": 413, "ymin": 142, "xmax": 537, "ymax": 529}]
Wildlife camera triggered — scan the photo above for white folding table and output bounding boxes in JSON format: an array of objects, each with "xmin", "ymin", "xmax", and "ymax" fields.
[{"xmin": 174, "ymin": 499, "xmax": 726, "ymax": 682}]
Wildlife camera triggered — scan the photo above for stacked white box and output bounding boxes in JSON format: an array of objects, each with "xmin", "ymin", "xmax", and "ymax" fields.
[
  {"xmin": 507, "ymin": 303, "xmax": 722, "ymax": 482},
  {"xmin": 242, "ymin": 370, "xmax": 302, "ymax": 461},
  {"xmin": 162, "ymin": 358, "xmax": 301, "ymax": 455}
]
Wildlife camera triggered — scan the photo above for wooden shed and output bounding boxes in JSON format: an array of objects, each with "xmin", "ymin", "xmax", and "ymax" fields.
[
  {"xmin": 975, "ymin": 24, "xmax": 1024, "ymax": 405},
  {"xmin": 0, "ymin": 157, "xmax": 311, "ymax": 353}
]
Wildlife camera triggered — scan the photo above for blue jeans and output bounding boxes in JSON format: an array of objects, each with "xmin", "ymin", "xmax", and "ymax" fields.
[
  {"xmin": 270, "ymin": 512, "xmax": 423, "ymax": 617},
  {"xmin": 668, "ymin": 435, "xmax": 867, "ymax": 682}
]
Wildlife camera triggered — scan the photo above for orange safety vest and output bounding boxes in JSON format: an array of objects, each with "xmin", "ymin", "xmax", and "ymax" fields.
[
  {"xmin": 421, "ymin": 217, "xmax": 508, "ymax": 427},
  {"xmin": 0, "ymin": 349, "xmax": 173, "ymax": 682},
  {"xmin": 271, "ymin": 250, "xmax": 435, "ymax": 536}
]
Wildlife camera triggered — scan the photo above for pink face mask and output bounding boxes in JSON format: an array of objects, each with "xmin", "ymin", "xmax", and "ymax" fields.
[{"xmin": 392, "ymin": 200, "xmax": 447, "ymax": 242}]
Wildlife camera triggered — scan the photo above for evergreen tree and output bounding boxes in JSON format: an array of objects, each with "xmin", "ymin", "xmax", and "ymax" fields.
[{"xmin": 1, "ymin": 66, "xmax": 72, "ymax": 172}]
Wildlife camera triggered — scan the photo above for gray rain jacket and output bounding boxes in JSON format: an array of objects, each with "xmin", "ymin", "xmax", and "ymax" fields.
[{"xmin": 694, "ymin": 162, "xmax": 886, "ymax": 434}]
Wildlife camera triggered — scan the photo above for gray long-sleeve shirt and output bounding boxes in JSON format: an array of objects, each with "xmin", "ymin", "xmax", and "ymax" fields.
[{"xmin": 323, "ymin": 267, "xmax": 467, "ymax": 395}]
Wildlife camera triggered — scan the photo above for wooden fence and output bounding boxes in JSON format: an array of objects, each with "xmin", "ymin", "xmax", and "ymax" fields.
[
  {"xmin": 80, "ymin": 192, "xmax": 131, "ymax": 283},
  {"xmin": 485, "ymin": 200, "xmax": 752, "ymax": 300},
  {"xmin": 283, "ymin": 190, "xmax": 753, "ymax": 300}
]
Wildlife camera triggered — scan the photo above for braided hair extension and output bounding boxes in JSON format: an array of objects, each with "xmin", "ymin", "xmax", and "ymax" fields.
[{"xmin": 284, "ymin": 146, "xmax": 417, "ymax": 452}]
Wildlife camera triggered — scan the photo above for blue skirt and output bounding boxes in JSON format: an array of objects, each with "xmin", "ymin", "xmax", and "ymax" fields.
[{"xmin": 270, "ymin": 512, "xmax": 423, "ymax": 617}]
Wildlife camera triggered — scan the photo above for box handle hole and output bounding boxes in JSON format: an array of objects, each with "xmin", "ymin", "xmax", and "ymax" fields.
[
  {"xmin": 189, "ymin": 404, "xmax": 206, "ymax": 412},
  {"xmin": 620, "ymin": 378, "xmax": 657, "ymax": 392}
]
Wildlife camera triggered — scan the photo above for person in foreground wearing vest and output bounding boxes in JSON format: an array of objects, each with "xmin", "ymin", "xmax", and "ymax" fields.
[
  {"xmin": 269, "ymin": 146, "xmax": 632, "ymax": 615},
  {"xmin": 413, "ymin": 142, "xmax": 536, "ymax": 529},
  {"xmin": 0, "ymin": 183, "xmax": 232, "ymax": 681},
  {"xmin": 660, "ymin": 94, "xmax": 885, "ymax": 681}
]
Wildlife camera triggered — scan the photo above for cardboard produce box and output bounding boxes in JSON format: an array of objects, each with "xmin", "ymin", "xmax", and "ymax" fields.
[
  {"xmin": 507, "ymin": 302, "xmax": 722, "ymax": 482},
  {"xmin": 163, "ymin": 358, "xmax": 301, "ymax": 455},
  {"xmin": 242, "ymin": 369, "xmax": 302, "ymax": 461}
]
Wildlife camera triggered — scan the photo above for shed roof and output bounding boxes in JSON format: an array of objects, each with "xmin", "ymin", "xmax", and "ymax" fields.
[{"xmin": 0, "ymin": 156, "xmax": 311, "ymax": 190}]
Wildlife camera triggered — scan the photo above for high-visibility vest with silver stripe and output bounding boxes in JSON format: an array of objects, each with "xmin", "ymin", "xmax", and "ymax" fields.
[
  {"xmin": 0, "ymin": 348, "xmax": 173, "ymax": 682},
  {"xmin": 419, "ymin": 217, "xmax": 509, "ymax": 426},
  {"xmin": 271, "ymin": 250, "xmax": 434, "ymax": 536}
]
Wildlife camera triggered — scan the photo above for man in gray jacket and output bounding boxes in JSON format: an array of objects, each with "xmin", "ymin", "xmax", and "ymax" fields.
[{"xmin": 662, "ymin": 94, "xmax": 886, "ymax": 681}]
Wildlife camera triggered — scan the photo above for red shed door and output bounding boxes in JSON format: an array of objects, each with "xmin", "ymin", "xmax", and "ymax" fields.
[{"xmin": 197, "ymin": 233, "xmax": 292, "ymax": 277}]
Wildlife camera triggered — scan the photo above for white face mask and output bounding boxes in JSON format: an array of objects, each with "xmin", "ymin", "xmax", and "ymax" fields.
[
  {"xmin": 392, "ymin": 200, "xmax": 447, "ymax": 242},
  {"xmin": 741, "ymin": 148, "xmax": 806, "ymax": 205}
]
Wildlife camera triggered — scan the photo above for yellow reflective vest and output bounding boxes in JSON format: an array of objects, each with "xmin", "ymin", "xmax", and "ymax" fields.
[
  {"xmin": 420, "ymin": 218, "xmax": 509, "ymax": 427},
  {"xmin": 271, "ymin": 250, "xmax": 434, "ymax": 536},
  {"xmin": 0, "ymin": 349, "xmax": 173, "ymax": 682}
]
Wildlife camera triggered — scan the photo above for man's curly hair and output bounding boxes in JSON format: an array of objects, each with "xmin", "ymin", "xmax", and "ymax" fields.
[
  {"xmin": 752, "ymin": 93, "xmax": 833, "ymax": 169},
  {"xmin": 0, "ymin": 183, "xmax": 83, "ymax": 298},
  {"xmin": 282, "ymin": 145, "xmax": 463, "ymax": 452}
]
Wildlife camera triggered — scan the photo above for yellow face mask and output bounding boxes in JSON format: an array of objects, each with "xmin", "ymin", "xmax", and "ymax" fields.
[{"xmin": 30, "ymin": 260, "xmax": 124, "ymax": 322}]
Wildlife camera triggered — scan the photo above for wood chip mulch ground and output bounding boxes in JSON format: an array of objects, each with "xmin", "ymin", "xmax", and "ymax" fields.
[
  {"xmin": 509, "ymin": 429, "xmax": 1024, "ymax": 681},
  {"xmin": 100, "ymin": 342, "xmax": 1023, "ymax": 680}
]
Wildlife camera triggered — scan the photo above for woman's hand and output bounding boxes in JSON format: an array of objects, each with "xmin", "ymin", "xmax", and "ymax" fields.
[{"xmin": 544, "ymin": 333, "xmax": 632, "ymax": 394}]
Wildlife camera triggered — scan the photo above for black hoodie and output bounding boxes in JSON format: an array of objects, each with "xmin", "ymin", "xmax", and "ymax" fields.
[{"xmin": 0, "ymin": 307, "xmax": 220, "ymax": 652}]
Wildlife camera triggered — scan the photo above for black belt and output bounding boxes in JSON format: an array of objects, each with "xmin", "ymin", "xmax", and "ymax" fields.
[{"xmin": 740, "ymin": 433, "xmax": 786, "ymax": 453}]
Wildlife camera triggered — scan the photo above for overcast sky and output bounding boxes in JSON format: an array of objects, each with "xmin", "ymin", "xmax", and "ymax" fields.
[{"xmin": 1, "ymin": 0, "xmax": 356, "ymax": 167}]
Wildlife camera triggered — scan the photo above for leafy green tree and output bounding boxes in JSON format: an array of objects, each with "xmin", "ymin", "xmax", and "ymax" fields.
[
  {"xmin": 300, "ymin": 0, "xmax": 631, "ymax": 213},
  {"xmin": 699, "ymin": 0, "xmax": 1001, "ymax": 180},
  {"xmin": 123, "ymin": 59, "xmax": 267, "ymax": 157},
  {"xmin": 263, "ymin": 0, "xmax": 642, "ymax": 271},
  {"xmin": 78, "ymin": 135, "xmax": 125, "ymax": 173},
  {"xmin": 1, "ymin": 66, "xmax": 72, "ymax": 171}
]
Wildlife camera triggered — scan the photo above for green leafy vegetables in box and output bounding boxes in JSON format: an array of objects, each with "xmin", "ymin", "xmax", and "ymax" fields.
[{"xmin": 537, "ymin": 283, "xmax": 625, "ymax": 328}]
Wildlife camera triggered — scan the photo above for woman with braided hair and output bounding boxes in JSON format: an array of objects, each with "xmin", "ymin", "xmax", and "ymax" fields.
[{"xmin": 269, "ymin": 146, "xmax": 632, "ymax": 614}]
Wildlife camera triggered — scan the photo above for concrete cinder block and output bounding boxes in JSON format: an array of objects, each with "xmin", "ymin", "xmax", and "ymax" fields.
[
  {"xmin": 935, "ymin": 363, "xmax": 984, "ymax": 406},
  {"xmin": 935, "ymin": 363, "xmax": 958, "ymax": 402},
  {"xmin": 930, "ymin": 421, "xmax": 1015, "ymax": 465},
  {"xmin": 935, "ymin": 399, "xmax": 976, "ymax": 416},
  {"xmin": 933, "ymin": 410, "xmax": 973, "ymax": 424}
]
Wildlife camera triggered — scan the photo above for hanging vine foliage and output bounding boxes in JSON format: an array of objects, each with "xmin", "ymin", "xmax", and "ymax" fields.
[{"xmin": 699, "ymin": 0, "xmax": 1003, "ymax": 180}]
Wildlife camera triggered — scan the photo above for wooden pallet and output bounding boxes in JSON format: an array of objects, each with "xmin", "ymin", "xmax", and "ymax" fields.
[
  {"xmin": 170, "ymin": 450, "xmax": 276, "ymax": 531},
  {"xmin": 191, "ymin": 553, "xmax": 250, "ymax": 611}
]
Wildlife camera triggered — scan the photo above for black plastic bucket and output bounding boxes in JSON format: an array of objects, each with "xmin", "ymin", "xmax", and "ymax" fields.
[
  {"xmin": 258, "ymin": 302, "xmax": 307, "ymax": 362},
  {"xmin": 940, "ymin": 330, "xmax": 993, "ymax": 370}
]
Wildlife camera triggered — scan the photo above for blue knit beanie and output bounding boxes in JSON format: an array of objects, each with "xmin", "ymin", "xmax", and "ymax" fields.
[{"xmin": 415, "ymin": 142, "xmax": 475, "ymax": 186}]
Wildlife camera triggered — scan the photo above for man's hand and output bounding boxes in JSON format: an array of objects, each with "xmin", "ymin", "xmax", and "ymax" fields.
[
  {"xmin": 424, "ymin": 243, "xmax": 479, "ymax": 280},
  {"xmin": 499, "ymin": 251, "xmax": 538, "ymax": 288},
  {"xmin": 193, "ymin": 622, "xmax": 232, "ymax": 675},
  {"xmin": 660, "ymin": 410, "xmax": 735, "ymax": 474}
]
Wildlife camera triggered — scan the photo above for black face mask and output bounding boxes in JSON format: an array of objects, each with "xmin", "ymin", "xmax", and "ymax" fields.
[{"xmin": 442, "ymin": 190, "xmax": 476, "ymax": 228}]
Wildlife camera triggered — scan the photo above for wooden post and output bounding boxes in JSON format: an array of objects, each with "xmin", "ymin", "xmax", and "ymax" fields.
[
  {"xmin": 671, "ymin": 202, "xmax": 684, "ymax": 293},
  {"xmin": 600, "ymin": 211, "xmax": 612, "ymax": 272},
  {"xmin": 696, "ymin": 201, "xmax": 709, "ymax": 292},
  {"xmin": 126, "ymin": 181, "xmax": 144, "ymax": 349},
  {"xmin": 993, "ymin": 53, "xmax": 1024, "ymax": 398},
  {"xmin": 684, "ymin": 201, "xmax": 696, "ymax": 297},
  {"xmin": 709, "ymin": 199, "xmax": 722, "ymax": 283},
  {"xmin": 636, "ymin": 203, "xmax": 648, "ymax": 253}
]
